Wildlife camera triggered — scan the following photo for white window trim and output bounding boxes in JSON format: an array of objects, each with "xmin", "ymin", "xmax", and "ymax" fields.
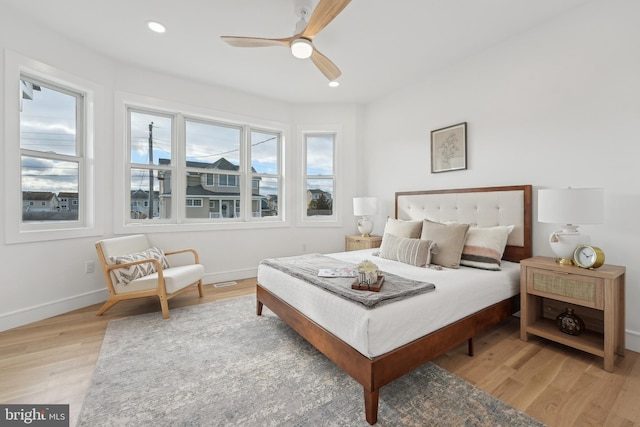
[
  {"xmin": 113, "ymin": 91, "xmax": 290, "ymax": 234},
  {"xmin": 297, "ymin": 125, "xmax": 342, "ymax": 228},
  {"xmin": 249, "ymin": 126, "xmax": 283, "ymax": 222},
  {"xmin": 3, "ymin": 50, "xmax": 104, "ymax": 244}
]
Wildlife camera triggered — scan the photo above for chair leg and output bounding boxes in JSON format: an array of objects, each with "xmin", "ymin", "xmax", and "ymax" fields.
[
  {"xmin": 197, "ymin": 280, "xmax": 204, "ymax": 298},
  {"xmin": 159, "ymin": 296, "xmax": 170, "ymax": 319},
  {"xmin": 96, "ymin": 298, "xmax": 119, "ymax": 316}
]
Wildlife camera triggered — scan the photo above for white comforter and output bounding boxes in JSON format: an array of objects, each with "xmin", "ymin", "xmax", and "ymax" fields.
[{"xmin": 257, "ymin": 248, "xmax": 520, "ymax": 359}]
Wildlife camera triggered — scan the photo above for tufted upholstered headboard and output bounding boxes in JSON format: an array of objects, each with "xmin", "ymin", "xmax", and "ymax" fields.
[{"xmin": 395, "ymin": 185, "xmax": 532, "ymax": 262}]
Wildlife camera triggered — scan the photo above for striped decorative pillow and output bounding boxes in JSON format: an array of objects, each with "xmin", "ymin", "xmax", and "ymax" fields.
[
  {"xmin": 378, "ymin": 233, "xmax": 437, "ymax": 267},
  {"xmin": 460, "ymin": 225, "xmax": 514, "ymax": 270},
  {"xmin": 109, "ymin": 247, "xmax": 171, "ymax": 285}
]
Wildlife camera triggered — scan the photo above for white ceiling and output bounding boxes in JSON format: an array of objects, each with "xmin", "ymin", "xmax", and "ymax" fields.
[{"xmin": 5, "ymin": 0, "xmax": 591, "ymax": 104}]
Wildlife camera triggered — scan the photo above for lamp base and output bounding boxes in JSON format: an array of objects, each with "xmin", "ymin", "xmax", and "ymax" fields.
[
  {"xmin": 357, "ymin": 217, "xmax": 374, "ymax": 237},
  {"xmin": 549, "ymin": 229, "xmax": 590, "ymax": 266}
]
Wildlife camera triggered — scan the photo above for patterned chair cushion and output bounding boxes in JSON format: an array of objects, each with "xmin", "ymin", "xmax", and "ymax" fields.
[{"xmin": 109, "ymin": 247, "xmax": 170, "ymax": 285}]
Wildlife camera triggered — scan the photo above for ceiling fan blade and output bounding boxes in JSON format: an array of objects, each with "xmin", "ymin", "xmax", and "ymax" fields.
[
  {"xmin": 301, "ymin": 0, "xmax": 351, "ymax": 40},
  {"xmin": 310, "ymin": 48, "xmax": 341, "ymax": 81},
  {"xmin": 220, "ymin": 36, "xmax": 292, "ymax": 48}
]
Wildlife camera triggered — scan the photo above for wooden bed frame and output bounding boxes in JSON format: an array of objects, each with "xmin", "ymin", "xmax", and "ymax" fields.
[{"xmin": 257, "ymin": 185, "xmax": 532, "ymax": 424}]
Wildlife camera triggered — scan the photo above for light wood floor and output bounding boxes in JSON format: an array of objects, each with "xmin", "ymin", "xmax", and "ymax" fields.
[{"xmin": 1, "ymin": 279, "xmax": 638, "ymax": 426}]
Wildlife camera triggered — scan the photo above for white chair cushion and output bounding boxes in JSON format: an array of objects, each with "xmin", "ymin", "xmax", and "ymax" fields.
[{"xmin": 114, "ymin": 264, "xmax": 204, "ymax": 294}]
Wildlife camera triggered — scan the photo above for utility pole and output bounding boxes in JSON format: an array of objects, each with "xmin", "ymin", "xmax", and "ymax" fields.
[{"xmin": 148, "ymin": 122, "xmax": 154, "ymax": 219}]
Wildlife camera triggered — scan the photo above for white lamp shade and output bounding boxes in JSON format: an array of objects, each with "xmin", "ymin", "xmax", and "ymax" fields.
[
  {"xmin": 538, "ymin": 187, "xmax": 603, "ymax": 264},
  {"xmin": 353, "ymin": 197, "xmax": 377, "ymax": 216},
  {"xmin": 538, "ymin": 188, "xmax": 603, "ymax": 225}
]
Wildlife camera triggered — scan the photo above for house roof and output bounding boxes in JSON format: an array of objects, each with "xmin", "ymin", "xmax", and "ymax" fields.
[
  {"xmin": 23, "ymin": 191, "xmax": 56, "ymax": 201},
  {"xmin": 159, "ymin": 157, "xmax": 239, "ymax": 171},
  {"xmin": 187, "ymin": 185, "xmax": 240, "ymax": 198},
  {"xmin": 57, "ymin": 192, "xmax": 78, "ymax": 198}
]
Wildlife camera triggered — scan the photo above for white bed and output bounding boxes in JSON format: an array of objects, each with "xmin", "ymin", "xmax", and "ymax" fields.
[
  {"xmin": 256, "ymin": 185, "xmax": 532, "ymax": 425},
  {"xmin": 258, "ymin": 248, "xmax": 521, "ymax": 358}
]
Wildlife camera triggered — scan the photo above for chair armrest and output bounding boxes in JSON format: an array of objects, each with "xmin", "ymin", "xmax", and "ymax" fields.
[
  {"xmin": 165, "ymin": 248, "xmax": 200, "ymax": 264},
  {"xmin": 104, "ymin": 258, "xmax": 163, "ymax": 271}
]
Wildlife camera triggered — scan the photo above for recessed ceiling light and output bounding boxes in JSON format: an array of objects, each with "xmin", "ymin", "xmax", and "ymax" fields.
[
  {"xmin": 147, "ymin": 21, "xmax": 166, "ymax": 33},
  {"xmin": 328, "ymin": 81, "xmax": 340, "ymax": 88}
]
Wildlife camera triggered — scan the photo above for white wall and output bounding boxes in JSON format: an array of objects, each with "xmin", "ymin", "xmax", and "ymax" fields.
[
  {"xmin": 0, "ymin": 6, "xmax": 362, "ymax": 331},
  {"xmin": 363, "ymin": 0, "xmax": 640, "ymax": 351}
]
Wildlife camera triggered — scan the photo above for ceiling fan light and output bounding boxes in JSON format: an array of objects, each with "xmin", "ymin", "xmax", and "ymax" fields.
[
  {"xmin": 291, "ymin": 38, "xmax": 313, "ymax": 59},
  {"xmin": 328, "ymin": 81, "xmax": 340, "ymax": 87}
]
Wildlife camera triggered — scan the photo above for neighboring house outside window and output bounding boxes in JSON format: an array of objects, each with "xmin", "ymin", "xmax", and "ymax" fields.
[{"xmin": 124, "ymin": 106, "xmax": 283, "ymax": 226}]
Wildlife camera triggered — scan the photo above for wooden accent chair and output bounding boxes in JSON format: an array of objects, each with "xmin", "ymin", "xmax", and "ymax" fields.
[{"xmin": 95, "ymin": 234, "xmax": 205, "ymax": 318}]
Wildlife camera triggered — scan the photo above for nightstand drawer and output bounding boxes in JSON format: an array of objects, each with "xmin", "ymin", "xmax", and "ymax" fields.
[
  {"xmin": 527, "ymin": 268, "xmax": 604, "ymax": 309},
  {"xmin": 345, "ymin": 235, "xmax": 382, "ymax": 251}
]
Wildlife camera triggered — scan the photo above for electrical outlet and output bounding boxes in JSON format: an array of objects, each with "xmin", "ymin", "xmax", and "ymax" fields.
[{"xmin": 85, "ymin": 261, "xmax": 95, "ymax": 274}]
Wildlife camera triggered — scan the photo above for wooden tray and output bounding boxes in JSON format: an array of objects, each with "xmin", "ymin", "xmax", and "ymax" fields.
[{"xmin": 352, "ymin": 275, "xmax": 384, "ymax": 292}]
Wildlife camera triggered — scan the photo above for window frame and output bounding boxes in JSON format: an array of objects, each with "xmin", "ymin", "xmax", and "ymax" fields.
[
  {"xmin": 114, "ymin": 92, "xmax": 289, "ymax": 233},
  {"xmin": 298, "ymin": 126, "xmax": 342, "ymax": 227},
  {"xmin": 4, "ymin": 50, "xmax": 103, "ymax": 244}
]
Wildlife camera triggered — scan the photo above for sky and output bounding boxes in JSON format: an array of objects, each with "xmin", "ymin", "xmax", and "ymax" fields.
[{"xmin": 20, "ymin": 80, "xmax": 78, "ymax": 194}]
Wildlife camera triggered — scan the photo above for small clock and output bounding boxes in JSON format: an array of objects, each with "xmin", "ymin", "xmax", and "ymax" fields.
[{"xmin": 573, "ymin": 245, "xmax": 605, "ymax": 269}]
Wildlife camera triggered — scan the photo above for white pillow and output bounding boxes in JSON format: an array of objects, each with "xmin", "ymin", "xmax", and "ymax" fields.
[
  {"xmin": 420, "ymin": 220, "xmax": 470, "ymax": 268},
  {"xmin": 460, "ymin": 225, "xmax": 514, "ymax": 271},
  {"xmin": 378, "ymin": 233, "xmax": 437, "ymax": 267},
  {"xmin": 109, "ymin": 247, "xmax": 170, "ymax": 285},
  {"xmin": 382, "ymin": 217, "xmax": 423, "ymax": 238}
]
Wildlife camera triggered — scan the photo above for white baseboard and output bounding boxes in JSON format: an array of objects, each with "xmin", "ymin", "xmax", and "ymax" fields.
[
  {"xmin": 626, "ymin": 329, "xmax": 640, "ymax": 353},
  {"xmin": 0, "ymin": 267, "xmax": 259, "ymax": 333},
  {"xmin": 0, "ymin": 288, "xmax": 108, "ymax": 333},
  {"xmin": 203, "ymin": 267, "xmax": 257, "ymax": 286}
]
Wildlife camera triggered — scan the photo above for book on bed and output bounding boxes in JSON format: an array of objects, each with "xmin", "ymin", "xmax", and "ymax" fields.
[{"xmin": 317, "ymin": 268, "xmax": 357, "ymax": 277}]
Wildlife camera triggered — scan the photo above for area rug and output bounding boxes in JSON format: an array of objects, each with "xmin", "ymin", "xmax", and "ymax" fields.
[{"xmin": 78, "ymin": 296, "xmax": 544, "ymax": 427}]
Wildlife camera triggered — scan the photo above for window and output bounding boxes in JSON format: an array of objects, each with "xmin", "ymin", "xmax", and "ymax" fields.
[
  {"xmin": 122, "ymin": 103, "xmax": 284, "ymax": 227},
  {"xmin": 185, "ymin": 119, "xmax": 242, "ymax": 220},
  {"xmin": 127, "ymin": 110, "xmax": 173, "ymax": 221},
  {"xmin": 304, "ymin": 133, "xmax": 335, "ymax": 219},
  {"xmin": 5, "ymin": 51, "xmax": 101, "ymax": 243},
  {"xmin": 20, "ymin": 76, "xmax": 83, "ymax": 224},
  {"xmin": 251, "ymin": 129, "xmax": 280, "ymax": 218}
]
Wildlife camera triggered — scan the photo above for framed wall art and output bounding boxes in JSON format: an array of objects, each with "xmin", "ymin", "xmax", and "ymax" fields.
[{"xmin": 430, "ymin": 122, "xmax": 467, "ymax": 173}]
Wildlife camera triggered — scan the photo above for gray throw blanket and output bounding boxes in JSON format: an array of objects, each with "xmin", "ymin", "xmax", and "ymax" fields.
[{"xmin": 260, "ymin": 253, "xmax": 436, "ymax": 309}]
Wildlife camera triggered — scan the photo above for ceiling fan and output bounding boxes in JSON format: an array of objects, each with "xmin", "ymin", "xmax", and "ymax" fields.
[{"xmin": 220, "ymin": 0, "xmax": 351, "ymax": 82}]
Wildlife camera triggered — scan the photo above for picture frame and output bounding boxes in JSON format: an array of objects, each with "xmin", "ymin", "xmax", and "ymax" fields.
[{"xmin": 430, "ymin": 122, "xmax": 467, "ymax": 173}]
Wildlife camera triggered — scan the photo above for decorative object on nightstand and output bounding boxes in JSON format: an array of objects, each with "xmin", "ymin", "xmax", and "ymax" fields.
[
  {"xmin": 520, "ymin": 256, "xmax": 625, "ymax": 372},
  {"xmin": 537, "ymin": 187, "xmax": 603, "ymax": 265},
  {"xmin": 556, "ymin": 308, "xmax": 585, "ymax": 335},
  {"xmin": 573, "ymin": 244, "xmax": 605, "ymax": 269},
  {"xmin": 353, "ymin": 197, "xmax": 377, "ymax": 237}
]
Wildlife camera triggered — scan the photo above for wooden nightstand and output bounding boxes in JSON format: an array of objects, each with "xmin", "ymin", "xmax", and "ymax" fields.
[
  {"xmin": 345, "ymin": 235, "xmax": 382, "ymax": 252},
  {"xmin": 520, "ymin": 256, "xmax": 625, "ymax": 372}
]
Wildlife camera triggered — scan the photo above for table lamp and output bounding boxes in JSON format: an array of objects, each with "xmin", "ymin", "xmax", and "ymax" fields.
[
  {"xmin": 353, "ymin": 197, "xmax": 377, "ymax": 237},
  {"xmin": 537, "ymin": 188, "xmax": 603, "ymax": 265}
]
